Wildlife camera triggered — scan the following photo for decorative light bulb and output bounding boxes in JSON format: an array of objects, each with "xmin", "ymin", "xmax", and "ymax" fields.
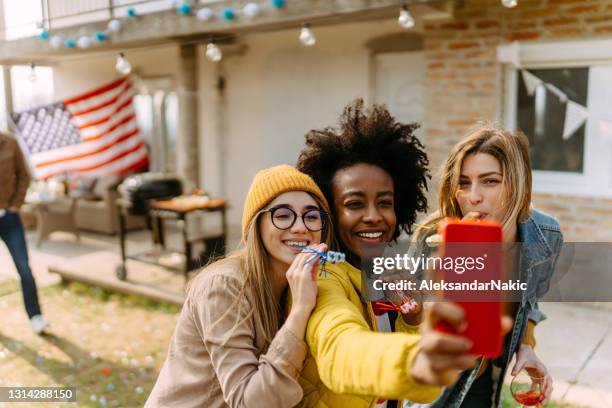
[
  {"xmin": 299, "ymin": 23, "xmax": 316, "ymax": 47},
  {"xmin": 205, "ymin": 42, "xmax": 222, "ymax": 62},
  {"xmin": 107, "ymin": 19, "xmax": 122, "ymax": 33},
  {"xmin": 77, "ymin": 36, "xmax": 92, "ymax": 49},
  {"xmin": 177, "ymin": 2, "xmax": 192, "ymax": 15},
  {"xmin": 502, "ymin": 0, "xmax": 518, "ymax": 7},
  {"xmin": 28, "ymin": 64, "xmax": 37, "ymax": 83},
  {"xmin": 64, "ymin": 38, "xmax": 76, "ymax": 48},
  {"xmin": 95, "ymin": 31, "xmax": 107, "ymax": 42},
  {"xmin": 243, "ymin": 3, "xmax": 261, "ymax": 18},
  {"xmin": 270, "ymin": 0, "xmax": 285, "ymax": 9},
  {"xmin": 398, "ymin": 5, "xmax": 415, "ymax": 29},
  {"xmin": 115, "ymin": 53, "xmax": 132, "ymax": 75},
  {"xmin": 221, "ymin": 7, "xmax": 235, "ymax": 21},
  {"xmin": 196, "ymin": 8, "xmax": 213, "ymax": 21},
  {"xmin": 49, "ymin": 35, "xmax": 63, "ymax": 48}
]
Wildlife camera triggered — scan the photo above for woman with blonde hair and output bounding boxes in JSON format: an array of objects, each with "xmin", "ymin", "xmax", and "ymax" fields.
[
  {"xmin": 146, "ymin": 164, "xmax": 333, "ymax": 408},
  {"xmin": 408, "ymin": 124, "xmax": 562, "ymax": 407}
]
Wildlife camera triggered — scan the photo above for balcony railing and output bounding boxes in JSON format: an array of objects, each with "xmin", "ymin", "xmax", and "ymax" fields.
[{"xmin": 2, "ymin": 0, "xmax": 221, "ymax": 40}]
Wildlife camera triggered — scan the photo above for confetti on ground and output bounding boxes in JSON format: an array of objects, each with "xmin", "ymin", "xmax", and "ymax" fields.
[{"xmin": 0, "ymin": 282, "xmax": 179, "ymax": 407}]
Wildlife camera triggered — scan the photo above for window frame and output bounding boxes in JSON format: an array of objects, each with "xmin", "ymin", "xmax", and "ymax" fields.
[{"xmin": 498, "ymin": 39, "xmax": 612, "ymax": 198}]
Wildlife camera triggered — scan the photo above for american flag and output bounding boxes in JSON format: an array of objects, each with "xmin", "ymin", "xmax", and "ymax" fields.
[{"xmin": 11, "ymin": 77, "xmax": 149, "ymax": 180}]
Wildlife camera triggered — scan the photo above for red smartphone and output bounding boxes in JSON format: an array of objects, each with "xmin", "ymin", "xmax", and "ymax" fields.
[{"xmin": 435, "ymin": 219, "xmax": 504, "ymax": 358}]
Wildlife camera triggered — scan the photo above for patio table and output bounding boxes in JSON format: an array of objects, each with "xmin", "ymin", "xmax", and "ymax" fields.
[{"xmin": 115, "ymin": 195, "xmax": 228, "ymax": 282}]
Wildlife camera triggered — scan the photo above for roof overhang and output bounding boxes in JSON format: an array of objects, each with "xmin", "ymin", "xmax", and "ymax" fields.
[{"xmin": 0, "ymin": 0, "xmax": 453, "ymax": 65}]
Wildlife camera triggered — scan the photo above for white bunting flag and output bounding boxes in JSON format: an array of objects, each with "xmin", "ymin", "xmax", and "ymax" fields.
[
  {"xmin": 563, "ymin": 100, "xmax": 589, "ymax": 140},
  {"xmin": 521, "ymin": 70, "xmax": 543, "ymax": 96}
]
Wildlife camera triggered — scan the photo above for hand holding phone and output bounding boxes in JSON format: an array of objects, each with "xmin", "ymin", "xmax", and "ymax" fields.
[{"xmin": 435, "ymin": 218, "xmax": 504, "ymax": 358}]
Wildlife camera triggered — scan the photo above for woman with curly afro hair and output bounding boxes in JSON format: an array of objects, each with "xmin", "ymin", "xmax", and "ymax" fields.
[{"xmin": 294, "ymin": 100, "xmax": 498, "ymax": 408}]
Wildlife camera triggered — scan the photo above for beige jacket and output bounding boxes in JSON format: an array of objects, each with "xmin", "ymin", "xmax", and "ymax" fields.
[
  {"xmin": 146, "ymin": 259, "xmax": 308, "ymax": 408},
  {"xmin": 0, "ymin": 133, "xmax": 30, "ymax": 210}
]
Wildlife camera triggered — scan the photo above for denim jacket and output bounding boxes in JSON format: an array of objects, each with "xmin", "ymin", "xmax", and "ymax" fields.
[{"xmin": 405, "ymin": 209, "xmax": 563, "ymax": 408}]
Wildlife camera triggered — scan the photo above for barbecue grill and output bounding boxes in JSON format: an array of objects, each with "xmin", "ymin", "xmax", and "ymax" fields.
[
  {"xmin": 114, "ymin": 173, "xmax": 227, "ymax": 282},
  {"xmin": 117, "ymin": 173, "xmax": 183, "ymax": 215}
]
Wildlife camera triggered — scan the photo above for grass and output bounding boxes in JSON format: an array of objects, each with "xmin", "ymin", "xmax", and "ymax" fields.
[
  {"xmin": 0, "ymin": 281, "xmax": 593, "ymax": 408},
  {"xmin": 0, "ymin": 281, "xmax": 180, "ymax": 407},
  {"xmin": 50, "ymin": 281, "xmax": 181, "ymax": 314},
  {"xmin": 0, "ymin": 279, "xmax": 20, "ymax": 297}
]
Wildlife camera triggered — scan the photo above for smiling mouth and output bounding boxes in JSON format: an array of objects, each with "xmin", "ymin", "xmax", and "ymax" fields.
[
  {"xmin": 355, "ymin": 231, "xmax": 384, "ymax": 242},
  {"xmin": 283, "ymin": 240, "xmax": 310, "ymax": 252}
]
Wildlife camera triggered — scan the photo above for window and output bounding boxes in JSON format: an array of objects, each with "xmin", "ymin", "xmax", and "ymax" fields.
[
  {"xmin": 517, "ymin": 67, "xmax": 588, "ymax": 173},
  {"xmin": 499, "ymin": 39, "xmax": 612, "ymax": 197}
]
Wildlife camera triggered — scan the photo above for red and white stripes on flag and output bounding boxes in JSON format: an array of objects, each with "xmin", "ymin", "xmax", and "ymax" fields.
[{"xmin": 11, "ymin": 77, "xmax": 149, "ymax": 180}]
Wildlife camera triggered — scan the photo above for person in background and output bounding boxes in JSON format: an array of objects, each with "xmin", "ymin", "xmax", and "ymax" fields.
[{"xmin": 0, "ymin": 132, "xmax": 49, "ymax": 334}]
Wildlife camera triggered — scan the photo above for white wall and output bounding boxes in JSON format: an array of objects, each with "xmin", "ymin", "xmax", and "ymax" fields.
[{"xmin": 198, "ymin": 18, "xmax": 413, "ymax": 242}]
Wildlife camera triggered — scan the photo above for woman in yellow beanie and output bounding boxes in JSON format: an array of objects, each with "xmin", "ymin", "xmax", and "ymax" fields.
[{"xmin": 146, "ymin": 164, "xmax": 333, "ymax": 408}]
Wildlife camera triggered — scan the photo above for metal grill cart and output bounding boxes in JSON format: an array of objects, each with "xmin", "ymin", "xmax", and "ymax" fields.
[{"xmin": 114, "ymin": 174, "xmax": 228, "ymax": 283}]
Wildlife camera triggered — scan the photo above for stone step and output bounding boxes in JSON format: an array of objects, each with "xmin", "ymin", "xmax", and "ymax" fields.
[{"xmin": 48, "ymin": 251, "xmax": 186, "ymax": 306}]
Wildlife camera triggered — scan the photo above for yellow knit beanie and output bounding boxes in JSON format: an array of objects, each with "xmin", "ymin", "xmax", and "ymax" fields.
[{"xmin": 242, "ymin": 164, "xmax": 330, "ymax": 240}]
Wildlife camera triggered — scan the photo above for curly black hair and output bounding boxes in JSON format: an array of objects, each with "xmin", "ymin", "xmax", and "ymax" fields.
[{"xmin": 296, "ymin": 98, "xmax": 430, "ymax": 240}]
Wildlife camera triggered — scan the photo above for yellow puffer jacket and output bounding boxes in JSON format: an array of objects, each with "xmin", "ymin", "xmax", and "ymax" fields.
[{"xmin": 297, "ymin": 262, "xmax": 441, "ymax": 408}]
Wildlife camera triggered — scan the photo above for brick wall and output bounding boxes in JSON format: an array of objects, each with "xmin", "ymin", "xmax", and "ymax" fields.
[{"xmin": 422, "ymin": 0, "xmax": 612, "ymax": 242}]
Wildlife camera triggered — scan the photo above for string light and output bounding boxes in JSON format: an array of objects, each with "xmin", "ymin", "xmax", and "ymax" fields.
[
  {"xmin": 38, "ymin": 1, "xmax": 311, "ymax": 52},
  {"xmin": 28, "ymin": 63, "xmax": 37, "ymax": 83},
  {"xmin": 205, "ymin": 41, "xmax": 222, "ymax": 62},
  {"xmin": 34, "ymin": 0, "xmax": 428, "ymax": 72},
  {"xmin": 398, "ymin": 4, "xmax": 415, "ymax": 29},
  {"xmin": 115, "ymin": 52, "xmax": 132, "ymax": 75},
  {"xmin": 299, "ymin": 23, "xmax": 316, "ymax": 46},
  {"xmin": 502, "ymin": 0, "xmax": 518, "ymax": 7}
]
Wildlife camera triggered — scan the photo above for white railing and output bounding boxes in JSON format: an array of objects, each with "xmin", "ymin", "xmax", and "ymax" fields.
[{"xmin": 2, "ymin": 0, "xmax": 211, "ymax": 40}]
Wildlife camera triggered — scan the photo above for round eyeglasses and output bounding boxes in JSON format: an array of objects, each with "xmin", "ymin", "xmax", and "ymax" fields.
[{"xmin": 261, "ymin": 206, "xmax": 326, "ymax": 232}]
